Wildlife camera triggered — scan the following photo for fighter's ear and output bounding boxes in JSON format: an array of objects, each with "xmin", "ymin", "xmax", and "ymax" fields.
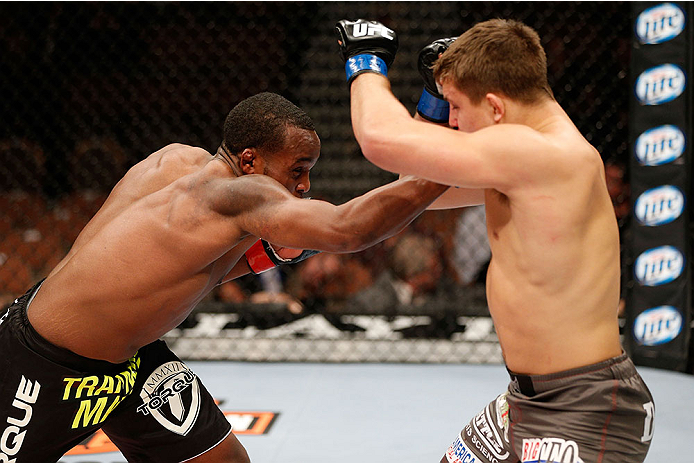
[
  {"xmin": 239, "ymin": 148, "xmax": 258, "ymax": 174},
  {"xmin": 485, "ymin": 93, "xmax": 505, "ymax": 123}
]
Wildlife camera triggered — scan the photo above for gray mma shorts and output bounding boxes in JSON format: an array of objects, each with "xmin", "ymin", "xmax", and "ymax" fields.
[{"xmin": 442, "ymin": 353, "xmax": 654, "ymax": 463}]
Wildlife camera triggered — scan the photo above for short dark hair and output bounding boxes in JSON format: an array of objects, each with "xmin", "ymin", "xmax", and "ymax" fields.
[
  {"xmin": 223, "ymin": 92, "xmax": 315, "ymax": 155},
  {"xmin": 434, "ymin": 19, "xmax": 553, "ymax": 104}
]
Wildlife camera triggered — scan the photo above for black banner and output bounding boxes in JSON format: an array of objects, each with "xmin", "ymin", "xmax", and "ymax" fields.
[{"xmin": 626, "ymin": 2, "xmax": 692, "ymax": 371}]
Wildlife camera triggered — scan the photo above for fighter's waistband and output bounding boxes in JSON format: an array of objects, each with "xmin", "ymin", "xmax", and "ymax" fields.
[
  {"xmin": 507, "ymin": 352, "xmax": 635, "ymax": 397},
  {"xmin": 7, "ymin": 280, "xmax": 135, "ymax": 374}
]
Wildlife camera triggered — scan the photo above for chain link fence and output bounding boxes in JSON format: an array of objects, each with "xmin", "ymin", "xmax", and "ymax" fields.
[{"xmin": 0, "ymin": 2, "xmax": 630, "ymax": 362}]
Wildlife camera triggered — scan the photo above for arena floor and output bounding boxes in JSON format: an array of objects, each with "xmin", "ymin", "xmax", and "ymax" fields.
[{"xmin": 58, "ymin": 362, "xmax": 693, "ymax": 463}]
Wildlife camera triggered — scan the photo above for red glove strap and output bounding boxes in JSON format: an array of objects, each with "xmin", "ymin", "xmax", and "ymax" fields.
[{"xmin": 244, "ymin": 239, "xmax": 276, "ymax": 274}]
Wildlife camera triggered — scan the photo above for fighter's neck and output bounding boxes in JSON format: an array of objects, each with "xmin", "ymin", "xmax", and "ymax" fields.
[
  {"xmin": 215, "ymin": 143, "xmax": 243, "ymax": 177},
  {"xmin": 503, "ymin": 98, "xmax": 568, "ymax": 133}
]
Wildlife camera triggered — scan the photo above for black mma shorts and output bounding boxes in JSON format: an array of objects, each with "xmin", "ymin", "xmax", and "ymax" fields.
[{"xmin": 0, "ymin": 283, "xmax": 231, "ymax": 463}]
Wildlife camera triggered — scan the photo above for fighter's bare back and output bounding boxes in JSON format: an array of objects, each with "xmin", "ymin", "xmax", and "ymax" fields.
[{"xmin": 28, "ymin": 144, "xmax": 257, "ymax": 362}]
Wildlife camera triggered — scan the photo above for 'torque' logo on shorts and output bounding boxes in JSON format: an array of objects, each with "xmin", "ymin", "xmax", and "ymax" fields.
[
  {"xmin": 137, "ymin": 361, "xmax": 200, "ymax": 436},
  {"xmin": 1, "ymin": 376, "xmax": 41, "ymax": 461}
]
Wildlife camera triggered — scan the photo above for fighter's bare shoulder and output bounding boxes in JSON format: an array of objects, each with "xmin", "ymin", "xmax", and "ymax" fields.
[
  {"xmin": 150, "ymin": 143, "xmax": 211, "ymax": 165},
  {"xmin": 203, "ymin": 173, "xmax": 298, "ymax": 220},
  {"xmin": 473, "ymin": 123, "xmax": 600, "ymax": 176}
]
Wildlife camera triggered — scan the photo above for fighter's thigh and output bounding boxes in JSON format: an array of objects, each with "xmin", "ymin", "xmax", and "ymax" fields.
[{"xmin": 441, "ymin": 393, "xmax": 518, "ymax": 463}]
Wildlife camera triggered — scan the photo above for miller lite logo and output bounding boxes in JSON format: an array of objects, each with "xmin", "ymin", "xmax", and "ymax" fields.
[
  {"xmin": 634, "ymin": 306, "xmax": 683, "ymax": 346},
  {"xmin": 352, "ymin": 22, "xmax": 395, "ymax": 40},
  {"xmin": 634, "ymin": 185, "xmax": 685, "ymax": 226},
  {"xmin": 137, "ymin": 361, "xmax": 201, "ymax": 436},
  {"xmin": 636, "ymin": 3, "xmax": 686, "ymax": 44},
  {"xmin": 635, "ymin": 125, "xmax": 685, "ymax": 166},
  {"xmin": 634, "ymin": 245, "xmax": 684, "ymax": 286},
  {"xmin": 635, "ymin": 64, "xmax": 686, "ymax": 105}
]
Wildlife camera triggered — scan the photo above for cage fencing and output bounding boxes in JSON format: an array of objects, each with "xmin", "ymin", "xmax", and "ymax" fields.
[{"xmin": 0, "ymin": 2, "xmax": 630, "ymax": 362}]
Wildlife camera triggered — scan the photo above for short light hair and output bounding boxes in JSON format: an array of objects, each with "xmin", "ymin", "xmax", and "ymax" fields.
[{"xmin": 434, "ymin": 19, "xmax": 554, "ymax": 104}]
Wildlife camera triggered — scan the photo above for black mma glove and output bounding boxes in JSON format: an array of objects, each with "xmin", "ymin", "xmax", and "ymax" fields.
[
  {"xmin": 335, "ymin": 19, "xmax": 398, "ymax": 84},
  {"xmin": 245, "ymin": 239, "xmax": 320, "ymax": 274},
  {"xmin": 417, "ymin": 37, "xmax": 456, "ymax": 123}
]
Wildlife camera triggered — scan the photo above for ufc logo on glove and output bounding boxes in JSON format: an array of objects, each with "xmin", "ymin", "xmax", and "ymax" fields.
[{"xmin": 352, "ymin": 22, "xmax": 395, "ymax": 40}]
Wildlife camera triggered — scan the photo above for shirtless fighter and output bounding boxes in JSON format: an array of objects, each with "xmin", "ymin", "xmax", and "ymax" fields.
[
  {"xmin": 336, "ymin": 18, "xmax": 654, "ymax": 463},
  {"xmin": 0, "ymin": 92, "xmax": 448, "ymax": 462}
]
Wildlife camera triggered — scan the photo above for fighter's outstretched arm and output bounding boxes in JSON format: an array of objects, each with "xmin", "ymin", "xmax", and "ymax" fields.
[{"xmin": 212, "ymin": 174, "xmax": 448, "ymax": 254}]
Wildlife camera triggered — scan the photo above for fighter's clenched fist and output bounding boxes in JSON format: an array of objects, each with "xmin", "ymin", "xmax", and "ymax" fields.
[{"xmin": 335, "ymin": 19, "xmax": 398, "ymax": 83}]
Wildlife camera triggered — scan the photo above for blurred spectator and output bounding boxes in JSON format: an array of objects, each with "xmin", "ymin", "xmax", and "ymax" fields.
[
  {"xmin": 216, "ymin": 280, "xmax": 247, "ymax": 304},
  {"xmin": 345, "ymin": 232, "xmax": 442, "ymax": 315},
  {"xmin": 250, "ymin": 291, "xmax": 304, "ymax": 315},
  {"xmin": 343, "ymin": 231, "xmax": 465, "ymax": 338},
  {"xmin": 216, "ymin": 268, "xmax": 305, "ymax": 315},
  {"xmin": 286, "ymin": 252, "xmax": 373, "ymax": 314},
  {"xmin": 0, "ymin": 140, "xmax": 54, "ymax": 286},
  {"xmin": 251, "ymin": 267, "xmax": 304, "ymax": 314}
]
